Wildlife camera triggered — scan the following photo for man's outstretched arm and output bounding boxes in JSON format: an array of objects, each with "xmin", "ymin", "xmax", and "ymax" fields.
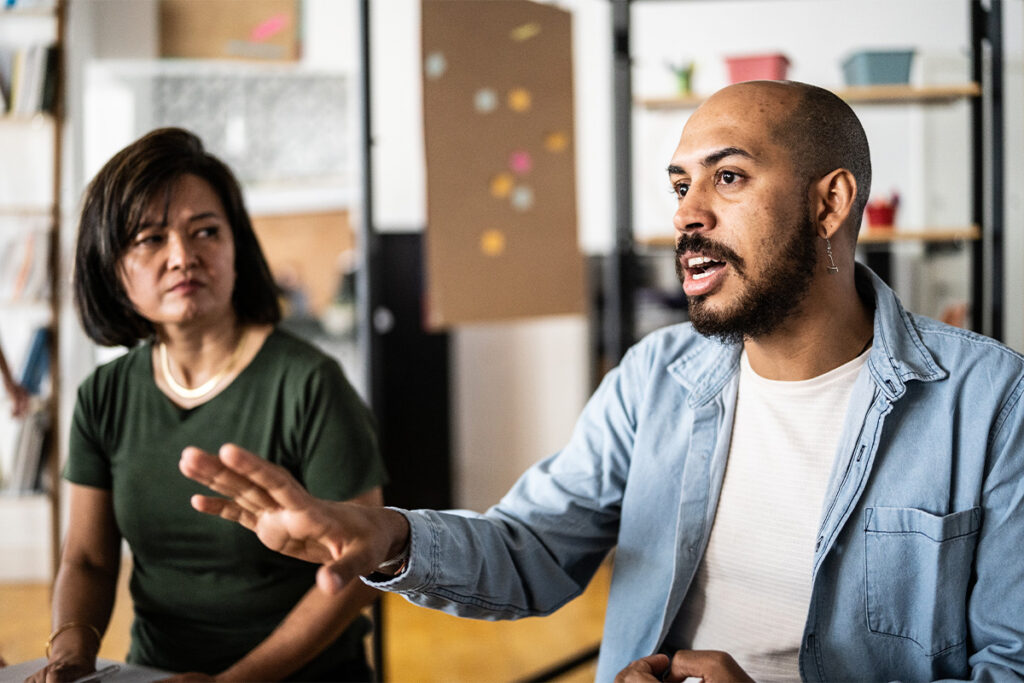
[{"xmin": 179, "ymin": 443, "xmax": 410, "ymax": 593}]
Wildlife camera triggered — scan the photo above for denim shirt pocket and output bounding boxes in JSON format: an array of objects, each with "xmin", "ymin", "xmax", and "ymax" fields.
[{"xmin": 864, "ymin": 506, "xmax": 982, "ymax": 656}]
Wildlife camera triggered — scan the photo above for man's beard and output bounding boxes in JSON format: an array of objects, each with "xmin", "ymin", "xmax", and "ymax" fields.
[{"xmin": 675, "ymin": 212, "xmax": 818, "ymax": 344}]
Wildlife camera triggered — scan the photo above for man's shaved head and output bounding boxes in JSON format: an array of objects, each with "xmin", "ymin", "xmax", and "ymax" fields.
[
  {"xmin": 697, "ymin": 81, "xmax": 872, "ymax": 244},
  {"xmin": 770, "ymin": 82, "xmax": 872, "ymax": 242}
]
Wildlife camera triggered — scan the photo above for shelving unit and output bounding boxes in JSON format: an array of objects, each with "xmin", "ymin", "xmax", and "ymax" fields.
[
  {"xmin": 638, "ymin": 83, "xmax": 983, "ymax": 109},
  {"xmin": 600, "ymin": 0, "xmax": 1005, "ymax": 366},
  {"xmin": 0, "ymin": 0, "xmax": 64, "ymax": 581}
]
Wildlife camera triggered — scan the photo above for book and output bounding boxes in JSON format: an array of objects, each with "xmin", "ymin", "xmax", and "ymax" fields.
[{"xmin": 19, "ymin": 325, "xmax": 50, "ymax": 395}]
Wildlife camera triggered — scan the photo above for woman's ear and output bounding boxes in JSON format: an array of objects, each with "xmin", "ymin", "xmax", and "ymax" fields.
[{"xmin": 812, "ymin": 168, "xmax": 857, "ymax": 240}]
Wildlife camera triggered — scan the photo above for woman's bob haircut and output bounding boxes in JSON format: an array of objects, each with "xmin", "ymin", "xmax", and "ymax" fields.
[{"xmin": 73, "ymin": 127, "xmax": 281, "ymax": 347}]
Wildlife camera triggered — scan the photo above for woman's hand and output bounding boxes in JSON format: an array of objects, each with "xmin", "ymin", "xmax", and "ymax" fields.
[{"xmin": 23, "ymin": 656, "xmax": 95, "ymax": 683}]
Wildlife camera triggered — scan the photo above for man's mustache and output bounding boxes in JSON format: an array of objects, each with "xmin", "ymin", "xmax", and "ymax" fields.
[{"xmin": 675, "ymin": 234, "xmax": 746, "ymax": 276}]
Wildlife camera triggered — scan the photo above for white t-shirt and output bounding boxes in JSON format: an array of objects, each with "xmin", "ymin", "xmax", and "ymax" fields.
[{"xmin": 664, "ymin": 347, "xmax": 869, "ymax": 681}]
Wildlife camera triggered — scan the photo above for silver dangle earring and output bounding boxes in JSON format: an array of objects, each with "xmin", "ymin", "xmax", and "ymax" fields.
[{"xmin": 825, "ymin": 238, "xmax": 839, "ymax": 274}]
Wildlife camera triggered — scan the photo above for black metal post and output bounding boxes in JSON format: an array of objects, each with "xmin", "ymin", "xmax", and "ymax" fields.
[
  {"xmin": 357, "ymin": 3, "xmax": 386, "ymax": 680},
  {"xmin": 986, "ymin": 0, "xmax": 1004, "ymax": 341},
  {"xmin": 970, "ymin": 0, "xmax": 1004, "ymax": 340},
  {"xmin": 607, "ymin": 0, "xmax": 636, "ymax": 366}
]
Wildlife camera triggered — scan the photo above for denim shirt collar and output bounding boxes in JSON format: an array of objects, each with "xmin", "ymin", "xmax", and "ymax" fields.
[
  {"xmin": 860, "ymin": 264, "xmax": 948, "ymax": 398},
  {"xmin": 664, "ymin": 263, "xmax": 947, "ymax": 407}
]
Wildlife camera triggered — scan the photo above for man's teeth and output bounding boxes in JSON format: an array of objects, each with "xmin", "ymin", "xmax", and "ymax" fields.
[{"xmin": 687, "ymin": 255, "xmax": 720, "ymax": 268}]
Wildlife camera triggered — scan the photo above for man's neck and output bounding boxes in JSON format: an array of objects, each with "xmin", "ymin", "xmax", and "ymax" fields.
[{"xmin": 743, "ymin": 275, "xmax": 874, "ymax": 381}]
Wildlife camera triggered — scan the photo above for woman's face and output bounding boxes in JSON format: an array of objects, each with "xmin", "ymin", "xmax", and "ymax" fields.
[{"xmin": 119, "ymin": 174, "xmax": 237, "ymax": 332}]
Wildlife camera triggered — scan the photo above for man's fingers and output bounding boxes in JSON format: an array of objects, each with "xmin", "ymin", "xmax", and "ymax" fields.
[
  {"xmin": 317, "ymin": 565, "xmax": 346, "ymax": 594},
  {"xmin": 614, "ymin": 654, "xmax": 669, "ymax": 682},
  {"xmin": 668, "ymin": 650, "xmax": 753, "ymax": 683},
  {"xmin": 179, "ymin": 446, "xmax": 281, "ymax": 514},
  {"xmin": 217, "ymin": 443, "xmax": 316, "ymax": 510},
  {"xmin": 189, "ymin": 494, "xmax": 257, "ymax": 529}
]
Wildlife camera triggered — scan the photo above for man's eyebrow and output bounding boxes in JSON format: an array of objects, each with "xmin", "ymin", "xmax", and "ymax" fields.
[{"xmin": 667, "ymin": 147, "xmax": 756, "ymax": 176}]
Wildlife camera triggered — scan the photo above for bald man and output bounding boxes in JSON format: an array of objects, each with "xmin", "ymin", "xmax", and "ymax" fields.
[{"xmin": 181, "ymin": 81, "xmax": 1024, "ymax": 682}]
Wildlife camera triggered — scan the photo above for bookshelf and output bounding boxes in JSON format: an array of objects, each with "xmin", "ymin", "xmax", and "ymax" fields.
[{"xmin": 0, "ymin": 0, "xmax": 64, "ymax": 582}]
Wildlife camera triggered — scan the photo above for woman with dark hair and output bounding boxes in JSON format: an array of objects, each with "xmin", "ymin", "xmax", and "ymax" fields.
[{"xmin": 30, "ymin": 128, "xmax": 386, "ymax": 682}]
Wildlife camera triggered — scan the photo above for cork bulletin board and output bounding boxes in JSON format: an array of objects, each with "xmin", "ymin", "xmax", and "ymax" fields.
[
  {"xmin": 159, "ymin": 0, "xmax": 300, "ymax": 61},
  {"xmin": 421, "ymin": 0, "xmax": 584, "ymax": 328}
]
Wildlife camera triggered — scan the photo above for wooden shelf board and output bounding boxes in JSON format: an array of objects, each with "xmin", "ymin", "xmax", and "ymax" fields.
[
  {"xmin": 0, "ymin": 6, "xmax": 57, "ymax": 17},
  {"xmin": 638, "ymin": 83, "xmax": 980, "ymax": 110},
  {"xmin": 858, "ymin": 226, "xmax": 981, "ymax": 244},
  {"xmin": 0, "ymin": 205, "xmax": 55, "ymax": 218},
  {"xmin": 635, "ymin": 226, "xmax": 980, "ymax": 249},
  {"xmin": 0, "ymin": 113, "xmax": 56, "ymax": 125}
]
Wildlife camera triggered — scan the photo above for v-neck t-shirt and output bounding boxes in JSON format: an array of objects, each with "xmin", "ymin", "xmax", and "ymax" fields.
[{"xmin": 65, "ymin": 328, "xmax": 387, "ymax": 678}]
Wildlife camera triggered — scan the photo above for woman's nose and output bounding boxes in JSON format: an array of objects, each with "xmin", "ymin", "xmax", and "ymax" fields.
[{"xmin": 166, "ymin": 232, "xmax": 197, "ymax": 270}]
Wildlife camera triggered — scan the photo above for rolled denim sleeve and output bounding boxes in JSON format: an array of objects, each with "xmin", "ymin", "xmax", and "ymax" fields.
[{"xmin": 364, "ymin": 341, "xmax": 656, "ymax": 618}]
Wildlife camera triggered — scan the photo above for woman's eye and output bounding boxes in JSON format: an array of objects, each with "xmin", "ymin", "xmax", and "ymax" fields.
[
  {"xmin": 134, "ymin": 233, "xmax": 163, "ymax": 246},
  {"xmin": 196, "ymin": 226, "xmax": 219, "ymax": 238}
]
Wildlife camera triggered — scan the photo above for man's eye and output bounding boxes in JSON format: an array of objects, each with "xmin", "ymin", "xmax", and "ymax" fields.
[
  {"xmin": 673, "ymin": 183, "xmax": 689, "ymax": 198},
  {"xmin": 718, "ymin": 170, "xmax": 741, "ymax": 185}
]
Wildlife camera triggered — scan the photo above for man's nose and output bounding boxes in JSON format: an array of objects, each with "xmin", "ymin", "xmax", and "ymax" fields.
[{"xmin": 672, "ymin": 184, "xmax": 716, "ymax": 236}]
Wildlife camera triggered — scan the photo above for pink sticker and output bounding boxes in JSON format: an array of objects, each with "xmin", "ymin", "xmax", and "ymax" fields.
[
  {"xmin": 509, "ymin": 150, "xmax": 532, "ymax": 175},
  {"xmin": 250, "ymin": 13, "xmax": 290, "ymax": 42}
]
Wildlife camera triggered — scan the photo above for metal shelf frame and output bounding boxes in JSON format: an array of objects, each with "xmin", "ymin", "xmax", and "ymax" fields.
[{"xmin": 605, "ymin": 0, "xmax": 1006, "ymax": 364}]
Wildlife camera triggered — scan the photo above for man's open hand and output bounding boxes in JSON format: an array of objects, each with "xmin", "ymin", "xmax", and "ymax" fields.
[{"xmin": 179, "ymin": 444, "xmax": 409, "ymax": 593}]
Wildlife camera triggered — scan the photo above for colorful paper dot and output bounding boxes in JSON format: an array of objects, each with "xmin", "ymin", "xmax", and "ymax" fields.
[
  {"xmin": 510, "ymin": 185, "xmax": 534, "ymax": 212},
  {"xmin": 510, "ymin": 23, "xmax": 541, "ymax": 42},
  {"xmin": 474, "ymin": 88, "xmax": 498, "ymax": 113},
  {"xmin": 509, "ymin": 150, "xmax": 533, "ymax": 175},
  {"xmin": 544, "ymin": 131, "xmax": 569, "ymax": 153},
  {"xmin": 490, "ymin": 172, "xmax": 515, "ymax": 199},
  {"xmin": 424, "ymin": 52, "xmax": 447, "ymax": 80},
  {"xmin": 480, "ymin": 229, "xmax": 507, "ymax": 256},
  {"xmin": 508, "ymin": 88, "xmax": 532, "ymax": 113}
]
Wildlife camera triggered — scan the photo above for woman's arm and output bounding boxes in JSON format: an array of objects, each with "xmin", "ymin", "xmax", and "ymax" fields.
[
  {"xmin": 0, "ymin": 343, "xmax": 29, "ymax": 418},
  {"xmin": 213, "ymin": 487, "xmax": 384, "ymax": 682},
  {"xmin": 28, "ymin": 484, "xmax": 122, "ymax": 683}
]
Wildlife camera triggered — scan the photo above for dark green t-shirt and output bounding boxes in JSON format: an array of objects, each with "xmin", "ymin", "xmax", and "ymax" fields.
[{"xmin": 65, "ymin": 329, "xmax": 387, "ymax": 679}]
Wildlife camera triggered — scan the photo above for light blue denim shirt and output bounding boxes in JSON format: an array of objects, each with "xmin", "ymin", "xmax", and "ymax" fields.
[{"xmin": 368, "ymin": 266, "xmax": 1024, "ymax": 682}]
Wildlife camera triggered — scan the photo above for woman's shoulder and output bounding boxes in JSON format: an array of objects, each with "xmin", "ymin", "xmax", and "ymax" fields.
[
  {"xmin": 255, "ymin": 327, "xmax": 347, "ymax": 381},
  {"xmin": 75, "ymin": 342, "xmax": 153, "ymax": 407},
  {"xmin": 81, "ymin": 342, "xmax": 151, "ymax": 386}
]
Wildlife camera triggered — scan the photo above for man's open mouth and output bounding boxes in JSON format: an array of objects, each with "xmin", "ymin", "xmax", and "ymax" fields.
[{"xmin": 686, "ymin": 255, "xmax": 728, "ymax": 280}]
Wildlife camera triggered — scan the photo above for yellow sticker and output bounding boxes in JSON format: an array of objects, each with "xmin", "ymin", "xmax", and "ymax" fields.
[
  {"xmin": 480, "ymin": 229, "xmax": 507, "ymax": 256},
  {"xmin": 510, "ymin": 23, "xmax": 541, "ymax": 42},
  {"xmin": 490, "ymin": 172, "xmax": 515, "ymax": 198},
  {"xmin": 508, "ymin": 88, "xmax": 532, "ymax": 113},
  {"xmin": 544, "ymin": 131, "xmax": 569, "ymax": 153}
]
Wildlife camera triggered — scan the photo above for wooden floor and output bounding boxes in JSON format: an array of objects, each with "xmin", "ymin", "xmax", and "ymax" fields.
[{"xmin": 0, "ymin": 560, "xmax": 608, "ymax": 681}]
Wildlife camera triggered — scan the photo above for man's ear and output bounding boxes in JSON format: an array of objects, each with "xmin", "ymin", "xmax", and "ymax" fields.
[{"xmin": 811, "ymin": 168, "xmax": 857, "ymax": 240}]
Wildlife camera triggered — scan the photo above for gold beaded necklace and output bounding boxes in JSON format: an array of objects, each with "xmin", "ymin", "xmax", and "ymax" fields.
[{"xmin": 159, "ymin": 327, "xmax": 249, "ymax": 400}]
